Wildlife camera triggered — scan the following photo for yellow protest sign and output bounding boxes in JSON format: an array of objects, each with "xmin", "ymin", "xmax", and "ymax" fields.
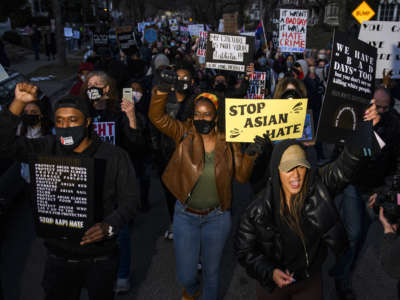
[
  {"xmin": 225, "ymin": 98, "xmax": 308, "ymax": 143},
  {"xmin": 352, "ymin": 1, "xmax": 375, "ymax": 24}
]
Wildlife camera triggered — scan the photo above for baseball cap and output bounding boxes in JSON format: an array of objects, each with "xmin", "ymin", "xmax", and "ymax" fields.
[{"xmin": 278, "ymin": 145, "xmax": 311, "ymax": 172}]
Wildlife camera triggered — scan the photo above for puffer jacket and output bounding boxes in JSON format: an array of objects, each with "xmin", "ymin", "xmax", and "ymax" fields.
[
  {"xmin": 235, "ymin": 140, "xmax": 364, "ymax": 292},
  {"xmin": 149, "ymin": 91, "xmax": 257, "ymax": 211}
]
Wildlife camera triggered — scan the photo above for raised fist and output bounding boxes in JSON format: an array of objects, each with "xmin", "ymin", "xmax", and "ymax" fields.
[{"xmin": 14, "ymin": 82, "xmax": 38, "ymax": 103}]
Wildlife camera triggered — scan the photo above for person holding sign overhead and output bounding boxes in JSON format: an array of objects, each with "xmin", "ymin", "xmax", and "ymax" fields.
[
  {"xmin": 235, "ymin": 103, "xmax": 382, "ymax": 300},
  {"xmin": 149, "ymin": 70, "xmax": 270, "ymax": 300},
  {"xmin": 0, "ymin": 83, "xmax": 137, "ymax": 300}
]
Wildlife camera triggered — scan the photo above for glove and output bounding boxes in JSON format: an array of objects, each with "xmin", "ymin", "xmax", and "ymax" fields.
[
  {"xmin": 246, "ymin": 134, "xmax": 272, "ymax": 156},
  {"xmin": 346, "ymin": 121, "xmax": 379, "ymax": 158},
  {"xmin": 158, "ymin": 69, "xmax": 178, "ymax": 93}
]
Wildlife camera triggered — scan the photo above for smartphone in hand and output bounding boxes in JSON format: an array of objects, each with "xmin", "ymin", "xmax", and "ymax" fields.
[{"xmin": 122, "ymin": 88, "xmax": 133, "ymax": 103}]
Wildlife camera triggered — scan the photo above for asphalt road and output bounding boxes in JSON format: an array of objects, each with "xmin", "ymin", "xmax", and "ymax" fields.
[
  {"xmin": 1, "ymin": 170, "xmax": 398, "ymax": 300},
  {"xmin": 0, "ymin": 89, "xmax": 397, "ymax": 299}
]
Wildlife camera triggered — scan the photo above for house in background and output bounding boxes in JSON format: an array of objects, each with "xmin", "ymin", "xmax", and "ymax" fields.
[{"xmin": 377, "ymin": 0, "xmax": 400, "ymax": 21}]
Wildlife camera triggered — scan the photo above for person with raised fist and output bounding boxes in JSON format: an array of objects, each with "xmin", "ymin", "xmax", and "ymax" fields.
[{"xmin": 0, "ymin": 82, "xmax": 137, "ymax": 300}]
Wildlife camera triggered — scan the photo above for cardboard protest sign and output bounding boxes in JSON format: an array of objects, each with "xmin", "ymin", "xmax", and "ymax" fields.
[
  {"xmin": 246, "ymin": 72, "xmax": 266, "ymax": 99},
  {"xmin": 116, "ymin": 26, "xmax": 135, "ymax": 49},
  {"xmin": 144, "ymin": 27, "xmax": 158, "ymax": 44},
  {"xmin": 225, "ymin": 98, "xmax": 308, "ymax": 143},
  {"xmin": 197, "ymin": 31, "xmax": 208, "ymax": 57},
  {"xmin": 205, "ymin": 32, "xmax": 254, "ymax": 73},
  {"xmin": 30, "ymin": 156, "xmax": 105, "ymax": 240},
  {"xmin": 316, "ymin": 31, "xmax": 377, "ymax": 143},
  {"xmin": 93, "ymin": 122, "xmax": 116, "ymax": 144},
  {"xmin": 223, "ymin": 13, "xmax": 238, "ymax": 33},
  {"xmin": 358, "ymin": 21, "xmax": 400, "ymax": 79},
  {"xmin": 188, "ymin": 24, "xmax": 204, "ymax": 38},
  {"xmin": 279, "ymin": 9, "xmax": 308, "ymax": 53}
]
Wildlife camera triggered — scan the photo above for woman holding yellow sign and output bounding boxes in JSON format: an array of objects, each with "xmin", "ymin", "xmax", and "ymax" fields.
[{"xmin": 149, "ymin": 68, "xmax": 270, "ymax": 300}]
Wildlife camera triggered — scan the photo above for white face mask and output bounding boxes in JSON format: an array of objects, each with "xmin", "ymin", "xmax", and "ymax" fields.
[
  {"xmin": 80, "ymin": 75, "xmax": 86, "ymax": 82},
  {"xmin": 132, "ymin": 91, "xmax": 143, "ymax": 103}
]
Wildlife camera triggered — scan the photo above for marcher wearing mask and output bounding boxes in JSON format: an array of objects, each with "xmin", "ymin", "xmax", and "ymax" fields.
[
  {"xmin": 235, "ymin": 102, "xmax": 382, "ymax": 300},
  {"xmin": 326, "ymin": 87, "xmax": 400, "ymax": 300},
  {"xmin": 82, "ymin": 71, "xmax": 144, "ymax": 293},
  {"xmin": 69, "ymin": 62, "xmax": 94, "ymax": 96},
  {"xmin": 273, "ymin": 78, "xmax": 307, "ymax": 99},
  {"xmin": 0, "ymin": 83, "xmax": 137, "ymax": 300},
  {"xmin": 255, "ymin": 53, "xmax": 276, "ymax": 98},
  {"xmin": 124, "ymin": 45, "xmax": 148, "ymax": 80},
  {"xmin": 149, "ymin": 65, "xmax": 195, "ymax": 241},
  {"xmin": 0, "ymin": 100, "xmax": 52, "ymax": 204},
  {"xmin": 211, "ymin": 63, "xmax": 254, "ymax": 104},
  {"xmin": 81, "ymin": 71, "xmax": 143, "ymax": 147},
  {"xmin": 149, "ymin": 79, "xmax": 266, "ymax": 299}
]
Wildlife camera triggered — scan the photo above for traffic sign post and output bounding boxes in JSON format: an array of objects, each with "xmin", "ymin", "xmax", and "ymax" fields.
[{"xmin": 352, "ymin": 1, "xmax": 375, "ymax": 24}]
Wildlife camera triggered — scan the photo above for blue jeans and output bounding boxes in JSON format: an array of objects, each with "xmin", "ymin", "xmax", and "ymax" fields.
[
  {"xmin": 173, "ymin": 201, "xmax": 231, "ymax": 300},
  {"xmin": 117, "ymin": 225, "xmax": 131, "ymax": 279},
  {"xmin": 331, "ymin": 185, "xmax": 366, "ymax": 281}
]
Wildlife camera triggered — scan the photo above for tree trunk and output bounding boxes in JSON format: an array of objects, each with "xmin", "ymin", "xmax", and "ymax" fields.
[{"xmin": 52, "ymin": 0, "xmax": 67, "ymax": 66}]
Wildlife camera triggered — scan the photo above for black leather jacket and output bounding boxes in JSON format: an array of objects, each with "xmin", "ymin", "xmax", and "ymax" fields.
[{"xmin": 235, "ymin": 142, "xmax": 362, "ymax": 292}]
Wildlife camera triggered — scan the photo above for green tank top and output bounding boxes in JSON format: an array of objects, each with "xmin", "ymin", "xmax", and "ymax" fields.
[{"xmin": 187, "ymin": 151, "xmax": 220, "ymax": 210}]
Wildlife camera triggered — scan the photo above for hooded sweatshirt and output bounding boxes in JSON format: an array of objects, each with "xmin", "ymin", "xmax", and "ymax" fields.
[{"xmin": 269, "ymin": 140, "xmax": 326, "ymax": 278}]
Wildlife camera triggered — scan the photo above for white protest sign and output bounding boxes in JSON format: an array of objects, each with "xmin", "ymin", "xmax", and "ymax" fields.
[
  {"xmin": 188, "ymin": 24, "xmax": 204, "ymax": 38},
  {"xmin": 64, "ymin": 27, "xmax": 73, "ymax": 38},
  {"xmin": 279, "ymin": 9, "xmax": 308, "ymax": 53},
  {"xmin": 205, "ymin": 33, "xmax": 254, "ymax": 73},
  {"xmin": 169, "ymin": 19, "xmax": 179, "ymax": 31},
  {"xmin": 93, "ymin": 122, "xmax": 116, "ymax": 144},
  {"xmin": 358, "ymin": 21, "xmax": 400, "ymax": 79}
]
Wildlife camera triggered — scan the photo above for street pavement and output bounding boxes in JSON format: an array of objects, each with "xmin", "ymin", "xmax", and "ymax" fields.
[
  {"xmin": 0, "ymin": 76, "xmax": 398, "ymax": 299},
  {"xmin": 1, "ymin": 169, "xmax": 398, "ymax": 300}
]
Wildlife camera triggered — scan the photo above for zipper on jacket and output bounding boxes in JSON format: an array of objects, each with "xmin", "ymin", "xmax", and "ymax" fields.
[{"xmin": 300, "ymin": 237, "xmax": 310, "ymax": 279}]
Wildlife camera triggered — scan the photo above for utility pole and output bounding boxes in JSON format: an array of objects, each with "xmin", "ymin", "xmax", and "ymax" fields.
[{"xmin": 52, "ymin": 0, "xmax": 67, "ymax": 66}]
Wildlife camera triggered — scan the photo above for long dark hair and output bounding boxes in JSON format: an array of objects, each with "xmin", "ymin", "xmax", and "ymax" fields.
[
  {"xmin": 20, "ymin": 101, "xmax": 52, "ymax": 137},
  {"xmin": 279, "ymin": 171, "xmax": 309, "ymax": 242}
]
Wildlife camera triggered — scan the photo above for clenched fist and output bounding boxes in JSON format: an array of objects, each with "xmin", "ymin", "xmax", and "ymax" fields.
[{"xmin": 14, "ymin": 82, "xmax": 38, "ymax": 103}]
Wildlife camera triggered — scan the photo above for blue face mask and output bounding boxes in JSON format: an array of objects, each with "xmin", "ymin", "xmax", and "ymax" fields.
[
  {"xmin": 258, "ymin": 57, "xmax": 267, "ymax": 66},
  {"xmin": 170, "ymin": 42, "xmax": 175, "ymax": 47}
]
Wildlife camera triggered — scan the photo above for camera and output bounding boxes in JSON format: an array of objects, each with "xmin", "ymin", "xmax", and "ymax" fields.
[
  {"xmin": 159, "ymin": 67, "xmax": 178, "ymax": 92},
  {"xmin": 374, "ymin": 175, "xmax": 400, "ymax": 224}
]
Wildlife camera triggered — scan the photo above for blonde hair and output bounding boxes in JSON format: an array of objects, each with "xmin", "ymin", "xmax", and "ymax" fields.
[{"xmin": 80, "ymin": 71, "xmax": 119, "ymax": 113}]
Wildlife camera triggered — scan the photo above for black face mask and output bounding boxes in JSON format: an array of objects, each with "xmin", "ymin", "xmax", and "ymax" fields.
[
  {"xmin": 215, "ymin": 83, "xmax": 226, "ymax": 92},
  {"xmin": 176, "ymin": 80, "xmax": 191, "ymax": 94},
  {"xmin": 22, "ymin": 114, "xmax": 40, "ymax": 127},
  {"xmin": 55, "ymin": 125, "xmax": 87, "ymax": 152},
  {"xmin": 86, "ymin": 87, "xmax": 104, "ymax": 101},
  {"xmin": 193, "ymin": 119, "xmax": 216, "ymax": 135}
]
